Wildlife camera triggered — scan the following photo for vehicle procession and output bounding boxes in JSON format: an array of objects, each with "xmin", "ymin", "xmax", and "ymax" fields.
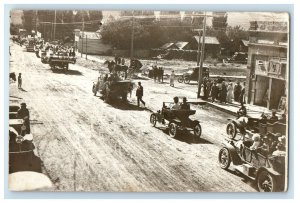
[{"xmin": 9, "ymin": 12, "xmax": 288, "ymax": 192}]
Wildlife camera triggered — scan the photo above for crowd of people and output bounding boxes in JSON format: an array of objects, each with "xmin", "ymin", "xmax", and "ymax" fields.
[
  {"xmin": 147, "ymin": 65, "xmax": 165, "ymax": 83},
  {"xmin": 198, "ymin": 78, "xmax": 246, "ymax": 105}
]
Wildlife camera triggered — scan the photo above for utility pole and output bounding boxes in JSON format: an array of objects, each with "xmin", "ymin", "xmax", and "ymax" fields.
[
  {"xmin": 81, "ymin": 16, "xmax": 84, "ymax": 58},
  {"xmin": 35, "ymin": 10, "xmax": 38, "ymax": 36},
  {"xmin": 86, "ymin": 35, "xmax": 88, "ymax": 60},
  {"xmin": 197, "ymin": 12, "xmax": 207, "ymax": 98},
  {"xmin": 130, "ymin": 14, "xmax": 134, "ymax": 59},
  {"xmin": 53, "ymin": 10, "xmax": 57, "ymax": 40}
]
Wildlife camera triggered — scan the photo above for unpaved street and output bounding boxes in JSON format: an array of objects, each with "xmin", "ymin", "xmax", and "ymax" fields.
[{"xmin": 9, "ymin": 42, "xmax": 256, "ymax": 192}]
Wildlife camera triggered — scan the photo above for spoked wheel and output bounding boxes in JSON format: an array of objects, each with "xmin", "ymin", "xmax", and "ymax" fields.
[
  {"xmin": 177, "ymin": 76, "xmax": 183, "ymax": 83},
  {"xmin": 257, "ymin": 171, "xmax": 278, "ymax": 192},
  {"xmin": 150, "ymin": 114, "xmax": 157, "ymax": 127},
  {"xmin": 184, "ymin": 76, "xmax": 190, "ymax": 84},
  {"xmin": 193, "ymin": 123, "xmax": 202, "ymax": 139},
  {"xmin": 226, "ymin": 122, "xmax": 237, "ymax": 139},
  {"xmin": 218, "ymin": 147, "xmax": 231, "ymax": 169},
  {"xmin": 168, "ymin": 122, "xmax": 178, "ymax": 138}
]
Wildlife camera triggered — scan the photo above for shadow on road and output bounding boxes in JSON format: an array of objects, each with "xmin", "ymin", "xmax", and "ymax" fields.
[
  {"xmin": 51, "ymin": 69, "xmax": 83, "ymax": 75},
  {"xmin": 159, "ymin": 128, "xmax": 213, "ymax": 144},
  {"xmin": 19, "ymin": 88, "xmax": 27, "ymax": 92},
  {"xmin": 106, "ymin": 100, "xmax": 145, "ymax": 111}
]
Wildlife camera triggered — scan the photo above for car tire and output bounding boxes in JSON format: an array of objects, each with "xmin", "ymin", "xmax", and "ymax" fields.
[
  {"xmin": 177, "ymin": 76, "xmax": 183, "ymax": 83},
  {"xmin": 226, "ymin": 122, "xmax": 237, "ymax": 139},
  {"xmin": 257, "ymin": 170, "xmax": 279, "ymax": 192},
  {"xmin": 150, "ymin": 114, "xmax": 157, "ymax": 127},
  {"xmin": 168, "ymin": 122, "xmax": 177, "ymax": 138},
  {"xmin": 184, "ymin": 76, "xmax": 190, "ymax": 84},
  {"xmin": 193, "ymin": 123, "xmax": 202, "ymax": 138},
  {"xmin": 218, "ymin": 147, "xmax": 231, "ymax": 169}
]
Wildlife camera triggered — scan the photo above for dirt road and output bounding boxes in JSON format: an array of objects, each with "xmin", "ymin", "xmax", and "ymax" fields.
[{"xmin": 9, "ymin": 42, "xmax": 256, "ymax": 192}]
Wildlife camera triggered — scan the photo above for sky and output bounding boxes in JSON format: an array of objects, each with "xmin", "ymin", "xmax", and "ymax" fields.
[{"xmin": 10, "ymin": 10, "xmax": 288, "ymax": 30}]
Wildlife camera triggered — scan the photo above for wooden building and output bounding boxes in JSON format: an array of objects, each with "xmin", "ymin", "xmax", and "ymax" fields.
[{"xmin": 246, "ymin": 21, "xmax": 288, "ymax": 110}]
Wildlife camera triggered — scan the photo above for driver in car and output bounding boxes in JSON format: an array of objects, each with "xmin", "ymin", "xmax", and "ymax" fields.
[{"xmin": 180, "ymin": 97, "xmax": 190, "ymax": 110}]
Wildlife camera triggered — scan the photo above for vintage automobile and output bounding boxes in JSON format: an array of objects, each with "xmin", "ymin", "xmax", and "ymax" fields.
[
  {"xmin": 25, "ymin": 40, "xmax": 35, "ymax": 52},
  {"xmin": 218, "ymin": 136, "xmax": 286, "ymax": 192},
  {"xmin": 226, "ymin": 115, "xmax": 287, "ymax": 140},
  {"xmin": 177, "ymin": 65, "xmax": 209, "ymax": 84},
  {"xmin": 9, "ymin": 118, "xmax": 42, "ymax": 174},
  {"xmin": 150, "ymin": 102, "xmax": 202, "ymax": 139},
  {"xmin": 92, "ymin": 73, "xmax": 133, "ymax": 103},
  {"xmin": 48, "ymin": 51, "xmax": 76, "ymax": 71}
]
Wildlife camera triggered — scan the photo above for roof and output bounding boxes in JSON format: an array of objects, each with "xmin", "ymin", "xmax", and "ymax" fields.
[
  {"xmin": 175, "ymin": 41, "xmax": 189, "ymax": 49},
  {"xmin": 193, "ymin": 36, "xmax": 220, "ymax": 45},
  {"xmin": 160, "ymin": 42, "xmax": 176, "ymax": 49},
  {"xmin": 241, "ymin": 40, "xmax": 249, "ymax": 47},
  {"xmin": 80, "ymin": 31, "xmax": 102, "ymax": 40}
]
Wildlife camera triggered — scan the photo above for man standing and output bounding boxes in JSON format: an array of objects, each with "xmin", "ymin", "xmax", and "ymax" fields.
[
  {"xmin": 240, "ymin": 82, "xmax": 246, "ymax": 105},
  {"xmin": 234, "ymin": 81, "xmax": 242, "ymax": 102},
  {"xmin": 17, "ymin": 73, "xmax": 22, "ymax": 89},
  {"xmin": 17, "ymin": 103, "xmax": 30, "ymax": 134},
  {"xmin": 136, "ymin": 82, "xmax": 145, "ymax": 107},
  {"xmin": 210, "ymin": 82, "xmax": 218, "ymax": 103}
]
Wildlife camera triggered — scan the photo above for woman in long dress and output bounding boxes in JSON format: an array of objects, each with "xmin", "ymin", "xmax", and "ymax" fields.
[
  {"xmin": 227, "ymin": 82, "xmax": 233, "ymax": 103},
  {"xmin": 170, "ymin": 70, "xmax": 175, "ymax": 87}
]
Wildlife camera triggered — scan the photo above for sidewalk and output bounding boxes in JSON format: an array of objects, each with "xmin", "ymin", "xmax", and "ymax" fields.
[{"xmin": 206, "ymin": 100, "xmax": 281, "ymax": 119}]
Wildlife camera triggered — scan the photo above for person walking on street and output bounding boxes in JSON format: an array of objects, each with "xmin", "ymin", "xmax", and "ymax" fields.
[
  {"xmin": 227, "ymin": 82, "xmax": 234, "ymax": 103},
  {"xmin": 17, "ymin": 73, "xmax": 22, "ymax": 89},
  {"xmin": 136, "ymin": 82, "xmax": 145, "ymax": 107},
  {"xmin": 170, "ymin": 70, "xmax": 175, "ymax": 87}
]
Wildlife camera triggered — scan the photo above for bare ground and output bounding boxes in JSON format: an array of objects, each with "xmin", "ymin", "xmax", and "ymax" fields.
[{"xmin": 9, "ymin": 42, "xmax": 256, "ymax": 192}]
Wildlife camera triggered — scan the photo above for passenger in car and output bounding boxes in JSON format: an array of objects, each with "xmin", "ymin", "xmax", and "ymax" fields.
[{"xmin": 171, "ymin": 96, "xmax": 180, "ymax": 110}]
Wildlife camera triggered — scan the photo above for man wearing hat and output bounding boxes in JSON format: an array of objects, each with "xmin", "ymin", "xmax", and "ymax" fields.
[
  {"xmin": 180, "ymin": 97, "xmax": 190, "ymax": 110},
  {"xmin": 17, "ymin": 103, "xmax": 30, "ymax": 134}
]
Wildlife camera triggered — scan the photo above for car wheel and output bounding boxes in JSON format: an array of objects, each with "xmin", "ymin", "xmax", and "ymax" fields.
[
  {"xmin": 193, "ymin": 123, "xmax": 202, "ymax": 138},
  {"xmin": 184, "ymin": 76, "xmax": 190, "ymax": 84},
  {"xmin": 177, "ymin": 76, "xmax": 183, "ymax": 83},
  {"xmin": 150, "ymin": 114, "xmax": 157, "ymax": 127},
  {"xmin": 257, "ymin": 170, "xmax": 279, "ymax": 192},
  {"xmin": 226, "ymin": 122, "xmax": 237, "ymax": 139},
  {"xmin": 218, "ymin": 147, "xmax": 231, "ymax": 169},
  {"xmin": 168, "ymin": 122, "xmax": 177, "ymax": 138}
]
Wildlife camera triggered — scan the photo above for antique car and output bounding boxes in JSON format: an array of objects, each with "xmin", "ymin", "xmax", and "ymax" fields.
[
  {"xmin": 25, "ymin": 40, "xmax": 35, "ymax": 52},
  {"xmin": 92, "ymin": 73, "xmax": 133, "ymax": 103},
  {"xmin": 218, "ymin": 136, "xmax": 286, "ymax": 192},
  {"xmin": 226, "ymin": 115, "xmax": 287, "ymax": 140},
  {"xmin": 48, "ymin": 51, "xmax": 76, "ymax": 71},
  {"xmin": 149, "ymin": 102, "xmax": 202, "ymax": 139},
  {"xmin": 177, "ymin": 65, "xmax": 209, "ymax": 84},
  {"xmin": 9, "ymin": 119, "xmax": 42, "ymax": 174}
]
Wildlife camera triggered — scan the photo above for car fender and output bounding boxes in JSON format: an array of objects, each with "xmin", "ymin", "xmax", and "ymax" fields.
[
  {"xmin": 256, "ymin": 167, "xmax": 282, "ymax": 180},
  {"xmin": 222, "ymin": 140, "xmax": 243, "ymax": 165}
]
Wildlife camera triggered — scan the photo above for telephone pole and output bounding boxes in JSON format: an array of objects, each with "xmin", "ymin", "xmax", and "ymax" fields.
[
  {"xmin": 130, "ymin": 13, "xmax": 134, "ymax": 59},
  {"xmin": 81, "ymin": 16, "xmax": 84, "ymax": 58},
  {"xmin": 197, "ymin": 12, "xmax": 207, "ymax": 98},
  {"xmin": 53, "ymin": 10, "xmax": 57, "ymax": 40}
]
